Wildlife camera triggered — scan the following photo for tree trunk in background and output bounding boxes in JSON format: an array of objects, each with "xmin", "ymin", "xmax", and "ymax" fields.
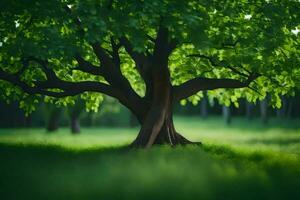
[
  {"xmin": 260, "ymin": 98, "xmax": 268, "ymax": 124},
  {"xmin": 287, "ymin": 100, "xmax": 293, "ymax": 119},
  {"xmin": 69, "ymin": 105, "xmax": 83, "ymax": 134},
  {"xmin": 70, "ymin": 114, "xmax": 80, "ymax": 134},
  {"xmin": 46, "ymin": 108, "xmax": 61, "ymax": 132},
  {"xmin": 276, "ymin": 96, "xmax": 288, "ymax": 119},
  {"xmin": 245, "ymin": 101, "xmax": 254, "ymax": 120},
  {"xmin": 222, "ymin": 106, "xmax": 231, "ymax": 125},
  {"xmin": 200, "ymin": 91, "xmax": 208, "ymax": 119}
]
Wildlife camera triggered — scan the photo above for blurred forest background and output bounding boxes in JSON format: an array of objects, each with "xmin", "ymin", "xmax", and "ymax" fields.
[{"xmin": 1, "ymin": 91, "xmax": 299, "ymax": 132}]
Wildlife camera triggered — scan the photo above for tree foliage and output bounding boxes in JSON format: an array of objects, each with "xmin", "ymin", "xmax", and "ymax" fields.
[{"xmin": 0, "ymin": 0, "xmax": 299, "ymax": 113}]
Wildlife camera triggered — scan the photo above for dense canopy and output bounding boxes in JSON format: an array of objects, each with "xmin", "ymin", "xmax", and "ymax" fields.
[{"xmin": 0, "ymin": 0, "xmax": 299, "ymax": 147}]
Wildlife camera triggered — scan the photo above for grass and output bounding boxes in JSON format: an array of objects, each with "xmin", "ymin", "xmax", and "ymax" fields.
[{"xmin": 0, "ymin": 116, "xmax": 300, "ymax": 200}]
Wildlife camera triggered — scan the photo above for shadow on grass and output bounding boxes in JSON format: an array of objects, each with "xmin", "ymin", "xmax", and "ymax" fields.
[{"xmin": 1, "ymin": 142, "xmax": 300, "ymax": 200}]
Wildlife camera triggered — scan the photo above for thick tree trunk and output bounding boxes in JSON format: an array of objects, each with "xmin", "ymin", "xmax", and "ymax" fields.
[
  {"xmin": 130, "ymin": 106, "xmax": 197, "ymax": 148},
  {"xmin": 129, "ymin": 68, "xmax": 200, "ymax": 148},
  {"xmin": 127, "ymin": 27, "xmax": 201, "ymax": 148}
]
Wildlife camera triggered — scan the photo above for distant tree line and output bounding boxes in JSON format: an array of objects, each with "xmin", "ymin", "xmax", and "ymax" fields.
[
  {"xmin": 0, "ymin": 97, "xmax": 134, "ymax": 131},
  {"xmin": 175, "ymin": 93, "xmax": 300, "ymax": 125},
  {"xmin": 0, "ymin": 94, "xmax": 299, "ymax": 131}
]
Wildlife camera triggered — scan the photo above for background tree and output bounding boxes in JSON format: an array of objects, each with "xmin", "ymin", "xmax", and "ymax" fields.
[
  {"xmin": 222, "ymin": 105, "xmax": 232, "ymax": 125},
  {"xmin": 68, "ymin": 98, "xmax": 84, "ymax": 134},
  {"xmin": 200, "ymin": 91, "xmax": 208, "ymax": 119},
  {"xmin": 260, "ymin": 97, "xmax": 269, "ymax": 124},
  {"xmin": 0, "ymin": 0, "xmax": 299, "ymax": 148},
  {"xmin": 245, "ymin": 101, "xmax": 255, "ymax": 120},
  {"xmin": 45, "ymin": 104, "xmax": 62, "ymax": 132}
]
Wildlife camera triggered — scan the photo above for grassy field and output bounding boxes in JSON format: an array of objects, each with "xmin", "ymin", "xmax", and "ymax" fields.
[{"xmin": 0, "ymin": 116, "xmax": 300, "ymax": 200}]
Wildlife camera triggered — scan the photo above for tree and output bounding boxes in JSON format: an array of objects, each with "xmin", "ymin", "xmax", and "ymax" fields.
[
  {"xmin": 200, "ymin": 91, "xmax": 208, "ymax": 119},
  {"xmin": 45, "ymin": 104, "xmax": 62, "ymax": 132},
  {"xmin": 0, "ymin": 0, "xmax": 299, "ymax": 148},
  {"xmin": 222, "ymin": 105, "xmax": 231, "ymax": 125},
  {"xmin": 68, "ymin": 99, "xmax": 84, "ymax": 134},
  {"xmin": 260, "ymin": 97, "xmax": 269, "ymax": 124},
  {"xmin": 245, "ymin": 101, "xmax": 255, "ymax": 120}
]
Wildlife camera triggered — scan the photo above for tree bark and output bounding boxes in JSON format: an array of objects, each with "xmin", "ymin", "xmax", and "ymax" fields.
[
  {"xmin": 129, "ymin": 64, "xmax": 200, "ymax": 147},
  {"xmin": 130, "ymin": 104, "xmax": 197, "ymax": 148}
]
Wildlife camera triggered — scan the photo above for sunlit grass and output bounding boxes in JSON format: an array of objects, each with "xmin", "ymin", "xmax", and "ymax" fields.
[
  {"xmin": 174, "ymin": 116, "xmax": 300, "ymax": 155},
  {"xmin": 0, "ymin": 127, "xmax": 137, "ymax": 150},
  {"xmin": 1, "ymin": 116, "xmax": 299, "ymax": 154}
]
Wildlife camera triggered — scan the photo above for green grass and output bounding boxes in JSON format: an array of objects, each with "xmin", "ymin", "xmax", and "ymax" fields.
[{"xmin": 0, "ymin": 116, "xmax": 300, "ymax": 200}]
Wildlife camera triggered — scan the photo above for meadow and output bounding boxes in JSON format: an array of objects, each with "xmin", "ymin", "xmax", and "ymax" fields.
[{"xmin": 0, "ymin": 116, "xmax": 300, "ymax": 200}]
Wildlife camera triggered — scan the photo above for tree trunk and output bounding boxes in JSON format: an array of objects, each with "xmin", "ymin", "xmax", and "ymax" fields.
[
  {"xmin": 130, "ymin": 105, "xmax": 197, "ymax": 148},
  {"xmin": 245, "ymin": 101, "xmax": 254, "ymax": 120},
  {"xmin": 260, "ymin": 98, "xmax": 268, "ymax": 124},
  {"xmin": 126, "ymin": 28, "xmax": 201, "ymax": 148},
  {"xmin": 70, "ymin": 114, "xmax": 80, "ymax": 134},
  {"xmin": 46, "ymin": 108, "xmax": 61, "ymax": 132},
  {"xmin": 68, "ymin": 100, "xmax": 84, "ymax": 134},
  {"xmin": 287, "ymin": 100, "xmax": 293, "ymax": 119},
  {"xmin": 276, "ymin": 96, "xmax": 287, "ymax": 119},
  {"xmin": 222, "ymin": 105, "xmax": 231, "ymax": 125},
  {"xmin": 200, "ymin": 91, "xmax": 208, "ymax": 119},
  {"xmin": 129, "ymin": 64, "xmax": 200, "ymax": 148}
]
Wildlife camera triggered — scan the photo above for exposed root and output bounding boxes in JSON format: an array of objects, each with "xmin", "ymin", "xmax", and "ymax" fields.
[{"xmin": 129, "ymin": 131, "xmax": 202, "ymax": 148}]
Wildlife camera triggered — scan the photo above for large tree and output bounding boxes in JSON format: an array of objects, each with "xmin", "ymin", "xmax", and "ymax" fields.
[{"xmin": 0, "ymin": 0, "xmax": 299, "ymax": 148}]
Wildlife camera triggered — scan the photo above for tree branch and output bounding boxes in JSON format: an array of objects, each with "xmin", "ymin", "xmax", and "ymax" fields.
[
  {"xmin": 173, "ymin": 74, "xmax": 259, "ymax": 101},
  {"xmin": 187, "ymin": 53, "xmax": 250, "ymax": 78},
  {"xmin": 74, "ymin": 55, "xmax": 104, "ymax": 75},
  {"xmin": 120, "ymin": 36, "xmax": 148, "ymax": 63},
  {"xmin": 88, "ymin": 41, "xmax": 148, "ymax": 118},
  {"xmin": 220, "ymin": 40, "xmax": 239, "ymax": 49},
  {"xmin": 110, "ymin": 37, "xmax": 121, "ymax": 67},
  {"xmin": 26, "ymin": 56, "xmax": 59, "ymax": 81},
  {"xmin": 153, "ymin": 25, "xmax": 177, "ymax": 61},
  {"xmin": 0, "ymin": 66, "xmax": 122, "ymax": 99}
]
